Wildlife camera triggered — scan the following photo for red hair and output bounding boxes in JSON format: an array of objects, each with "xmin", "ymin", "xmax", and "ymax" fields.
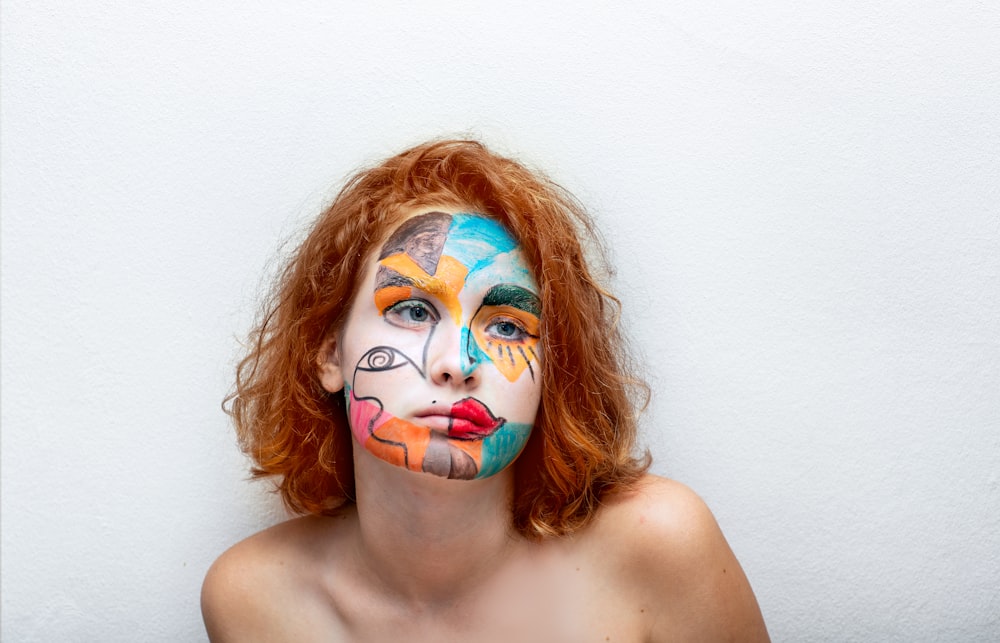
[{"xmin": 228, "ymin": 139, "xmax": 650, "ymax": 538}]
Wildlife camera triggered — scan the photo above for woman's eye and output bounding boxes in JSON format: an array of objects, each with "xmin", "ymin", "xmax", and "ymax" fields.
[
  {"xmin": 384, "ymin": 299, "xmax": 440, "ymax": 328},
  {"xmin": 487, "ymin": 317, "xmax": 528, "ymax": 341}
]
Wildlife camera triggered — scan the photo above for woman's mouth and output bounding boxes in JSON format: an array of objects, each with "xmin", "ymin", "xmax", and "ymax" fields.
[{"xmin": 415, "ymin": 398, "xmax": 505, "ymax": 439}]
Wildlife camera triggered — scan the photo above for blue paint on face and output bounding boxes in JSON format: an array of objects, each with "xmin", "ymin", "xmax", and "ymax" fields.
[
  {"xmin": 442, "ymin": 214, "xmax": 518, "ymax": 275},
  {"xmin": 356, "ymin": 210, "xmax": 538, "ymax": 479},
  {"xmin": 476, "ymin": 422, "xmax": 533, "ymax": 478},
  {"xmin": 439, "ymin": 213, "xmax": 536, "ymax": 384},
  {"xmin": 460, "ymin": 326, "xmax": 492, "ymax": 377},
  {"xmin": 442, "ymin": 215, "xmax": 536, "ymax": 477}
]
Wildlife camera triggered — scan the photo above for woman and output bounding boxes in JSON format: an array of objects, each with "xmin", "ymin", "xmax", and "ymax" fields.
[{"xmin": 202, "ymin": 139, "xmax": 769, "ymax": 641}]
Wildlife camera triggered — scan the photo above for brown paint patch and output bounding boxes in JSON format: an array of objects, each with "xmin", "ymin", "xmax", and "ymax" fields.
[{"xmin": 378, "ymin": 211, "xmax": 451, "ymax": 274}]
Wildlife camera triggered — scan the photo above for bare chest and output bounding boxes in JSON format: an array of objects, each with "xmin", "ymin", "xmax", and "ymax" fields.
[{"xmin": 331, "ymin": 549, "xmax": 650, "ymax": 643}]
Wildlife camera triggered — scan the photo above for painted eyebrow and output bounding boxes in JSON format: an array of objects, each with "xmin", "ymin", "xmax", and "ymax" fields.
[
  {"xmin": 374, "ymin": 266, "xmax": 416, "ymax": 291},
  {"xmin": 482, "ymin": 284, "xmax": 541, "ymax": 316}
]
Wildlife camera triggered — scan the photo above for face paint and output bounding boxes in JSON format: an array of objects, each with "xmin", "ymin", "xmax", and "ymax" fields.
[
  {"xmin": 470, "ymin": 284, "xmax": 541, "ymax": 382},
  {"xmin": 337, "ymin": 211, "xmax": 542, "ymax": 480}
]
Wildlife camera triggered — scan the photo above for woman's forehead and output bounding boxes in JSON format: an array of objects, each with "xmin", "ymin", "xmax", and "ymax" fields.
[{"xmin": 376, "ymin": 210, "xmax": 537, "ymax": 292}]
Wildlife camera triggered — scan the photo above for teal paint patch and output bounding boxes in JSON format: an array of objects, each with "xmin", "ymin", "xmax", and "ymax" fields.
[
  {"xmin": 460, "ymin": 326, "xmax": 491, "ymax": 376},
  {"xmin": 476, "ymin": 422, "xmax": 532, "ymax": 478},
  {"xmin": 444, "ymin": 214, "xmax": 517, "ymax": 274}
]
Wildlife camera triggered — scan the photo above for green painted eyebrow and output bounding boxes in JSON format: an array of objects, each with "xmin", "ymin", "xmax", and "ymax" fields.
[{"xmin": 482, "ymin": 284, "xmax": 541, "ymax": 316}]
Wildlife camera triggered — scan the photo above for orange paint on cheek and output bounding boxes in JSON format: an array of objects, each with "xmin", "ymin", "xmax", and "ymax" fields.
[
  {"xmin": 450, "ymin": 438, "xmax": 483, "ymax": 464},
  {"xmin": 365, "ymin": 415, "xmax": 485, "ymax": 479},
  {"xmin": 477, "ymin": 336, "xmax": 540, "ymax": 382},
  {"xmin": 367, "ymin": 417, "xmax": 431, "ymax": 472}
]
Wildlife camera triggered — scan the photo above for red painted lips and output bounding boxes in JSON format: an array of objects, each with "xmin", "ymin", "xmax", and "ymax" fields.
[{"xmin": 448, "ymin": 398, "xmax": 505, "ymax": 439}]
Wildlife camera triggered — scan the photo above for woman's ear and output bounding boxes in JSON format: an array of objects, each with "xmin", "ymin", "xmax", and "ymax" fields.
[{"xmin": 317, "ymin": 336, "xmax": 345, "ymax": 394}]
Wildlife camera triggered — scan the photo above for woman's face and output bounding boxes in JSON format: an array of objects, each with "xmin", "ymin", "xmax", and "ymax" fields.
[{"xmin": 320, "ymin": 210, "xmax": 542, "ymax": 480}]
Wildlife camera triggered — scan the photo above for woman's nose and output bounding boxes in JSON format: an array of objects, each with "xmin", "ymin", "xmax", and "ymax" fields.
[{"xmin": 427, "ymin": 323, "xmax": 482, "ymax": 388}]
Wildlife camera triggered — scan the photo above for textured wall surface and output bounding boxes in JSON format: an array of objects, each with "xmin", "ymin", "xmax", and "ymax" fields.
[{"xmin": 2, "ymin": 2, "xmax": 998, "ymax": 641}]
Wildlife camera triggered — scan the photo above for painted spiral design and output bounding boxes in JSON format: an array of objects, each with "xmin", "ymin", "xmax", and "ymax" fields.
[{"xmin": 364, "ymin": 347, "xmax": 395, "ymax": 370}]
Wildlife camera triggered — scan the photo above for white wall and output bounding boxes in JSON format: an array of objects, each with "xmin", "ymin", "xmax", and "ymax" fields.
[{"xmin": 2, "ymin": 1, "xmax": 997, "ymax": 640}]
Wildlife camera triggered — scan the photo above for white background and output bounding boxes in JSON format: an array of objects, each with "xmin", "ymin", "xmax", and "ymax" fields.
[{"xmin": 2, "ymin": 1, "xmax": 998, "ymax": 641}]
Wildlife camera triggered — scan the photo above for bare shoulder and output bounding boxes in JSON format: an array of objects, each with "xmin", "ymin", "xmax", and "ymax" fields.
[
  {"xmin": 597, "ymin": 475, "xmax": 724, "ymax": 557},
  {"xmin": 201, "ymin": 512, "xmax": 354, "ymax": 642},
  {"xmin": 590, "ymin": 475, "xmax": 770, "ymax": 642},
  {"xmin": 590, "ymin": 475, "xmax": 729, "ymax": 583}
]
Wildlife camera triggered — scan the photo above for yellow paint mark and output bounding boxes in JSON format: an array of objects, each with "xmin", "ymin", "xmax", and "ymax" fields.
[
  {"xmin": 378, "ymin": 253, "xmax": 468, "ymax": 324},
  {"xmin": 471, "ymin": 305, "xmax": 540, "ymax": 382}
]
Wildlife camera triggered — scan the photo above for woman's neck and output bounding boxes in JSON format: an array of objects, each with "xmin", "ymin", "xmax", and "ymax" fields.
[{"xmin": 350, "ymin": 445, "xmax": 520, "ymax": 607}]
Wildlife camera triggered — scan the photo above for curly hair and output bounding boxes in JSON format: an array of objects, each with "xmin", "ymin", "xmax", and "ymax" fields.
[{"xmin": 227, "ymin": 139, "xmax": 650, "ymax": 538}]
